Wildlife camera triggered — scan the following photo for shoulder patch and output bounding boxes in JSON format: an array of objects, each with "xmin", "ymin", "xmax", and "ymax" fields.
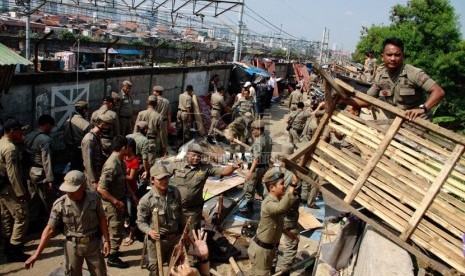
[{"xmin": 418, "ymin": 72, "xmax": 430, "ymax": 85}]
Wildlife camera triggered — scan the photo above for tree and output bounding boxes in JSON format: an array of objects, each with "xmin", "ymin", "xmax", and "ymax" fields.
[{"xmin": 354, "ymin": 0, "xmax": 465, "ymax": 133}]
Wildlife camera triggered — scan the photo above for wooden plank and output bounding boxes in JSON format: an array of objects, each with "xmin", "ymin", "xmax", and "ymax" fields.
[
  {"xmin": 334, "ymin": 78, "xmax": 465, "ymax": 145},
  {"xmin": 314, "ymin": 64, "xmax": 350, "ymax": 99},
  {"xmin": 192, "ymin": 95, "xmax": 206, "ymax": 136},
  {"xmin": 203, "ymin": 175, "xmax": 245, "ymax": 200},
  {"xmin": 298, "ymin": 206, "xmax": 323, "ymax": 230},
  {"xmin": 344, "ymin": 116, "xmax": 403, "ymax": 203},
  {"xmin": 399, "ymin": 144, "xmax": 465, "ymax": 241},
  {"xmin": 281, "ymin": 158, "xmax": 452, "ymax": 275}
]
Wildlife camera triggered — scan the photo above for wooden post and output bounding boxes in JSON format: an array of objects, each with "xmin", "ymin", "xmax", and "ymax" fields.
[
  {"xmin": 281, "ymin": 158, "xmax": 451, "ymax": 275},
  {"xmin": 399, "ymin": 144, "xmax": 465, "ymax": 241},
  {"xmin": 152, "ymin": 208, "xmax": 164, "ymax": 276},
  {"xmin": 344, "ymin": 116, "xmax": 403, "ymax": 204},
  {"xmin": 229, "ymin": 257, "xmax": 245, "ymax": 276}
]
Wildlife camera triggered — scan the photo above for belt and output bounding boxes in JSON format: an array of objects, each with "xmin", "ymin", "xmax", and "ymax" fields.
[
  {"xmin": 32, "ymin": 164, "xmax": 43, "ymax": 169},
  {"xmin": 212, "ymin": 108, "xmax": 221, "ymax": 111},
  {"xmin": 147, "ymin": 136, "xmax": 157, "ymax": 140},
  {"xmin": 256, "ymin": 164, "xmax": 268, "ymax": 168},
  {"xmin": 291, "ymin": 102, "xmax": 298, "ymax": 105},
  {"xmin": 292, "ymin": 127, "xmax": 303, "ymax": 132},
  {"xmin": 253, "ymin": 236, "xmax": 277, "ymax": 250},
  {"xmin": 120, "ymin": 115, "xmax": 131, "ymax": 119},
  {"xmin": 178, "ymin": 109, "xmax": 186, "ymax": 112},
  {"xmin": 160, "ymin": 233, "xmax": 177, "ymax": 240},
  {"xmin": 66, "ymin": 233, "xmax": 97, "ymax": 244}
]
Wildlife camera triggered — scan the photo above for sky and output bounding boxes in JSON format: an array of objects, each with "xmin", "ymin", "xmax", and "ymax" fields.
[{"xmin": 223, "ymin": 0, "xmax": 465, "ymax": 53}]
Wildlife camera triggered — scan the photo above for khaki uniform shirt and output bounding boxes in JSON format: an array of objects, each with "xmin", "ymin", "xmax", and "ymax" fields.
[
  {"xmin": 146, "ymin": 109, "xmax": 163, "ymax": 138},
  {"xmin": 126, "ymin": 132, "xmax": 149, "ymax": 163},
  {"xmin": 233, "ymin": 98, "xmax": 255, "ymax": 116},
  {"xmin": 0, "ymin": 136, "xmax": 25, "ymax": 197},
  {"xmin": 98, "ymin": 152, "xmax": 127, "ymax": 201},
  {"xmin": 24, "ymin": 130, "xmax": 54, "ymax": 182},
  {"xmin": 178, "ymin": 92, "xmax": 192, "ymax": 111},
  {"xmin": 290, "ymin": 109, "xmax": 312, "ymax": 131},
  {"xmin": 134, "ymin": 109, "xmax": 152, "ymax": 133},
  {"xmin": 288, "ymin": 90, "xmax": 303, "ymax": 106},
  {"xmin": 81, "ymin": 131, "xmax": 104, "ymax": 183},
  {"xmin": 251, "ymin": 133, "xmax": 273, "ymax": 166},
  {"xmin": 156, "ymin": 96, "xmax": 170, "ymax": 120},
  {"xmin": 136, "ymin": 186, "xmax": 184, "ymax": 235},
  {"xmin": 119, "ymin": 92, "xmax": 133, "ymax": 117},
  {"xmin": 48, "ymin": 191, "xmax": 105, "ymax": 237},
  {"xmin": 367, "ymin": 64, "xmax": 437, "ymax": 110},
  {"xmin": 90, "ymin": 106, "xmax": 120, "ymax": 136},
  {"xmin": 365, "ymin": 57, "xmax": 377, "ymax": 73},
  {"xmin": 63, "ymin": 113, "xmax": 91, "ymax": 147},
  {"xmin": 167, "ymin": 160, "xmax": 223, "ymax": 208},
  {"xmin": 211, "ymin": 92, "xmax": 226, "ymax": 111},
  {"xmin": 256, "ymin": 191, "xmax": 297, "ymax": 244}
]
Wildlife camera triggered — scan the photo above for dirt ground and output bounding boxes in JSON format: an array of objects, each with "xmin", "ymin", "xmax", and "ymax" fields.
[{"xmin": 0, "ymin": 97, "xmax": 320, "ymax": 276}]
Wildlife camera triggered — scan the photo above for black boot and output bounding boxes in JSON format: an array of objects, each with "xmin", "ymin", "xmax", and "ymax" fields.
[
  {"xmin": 7, "ymin": 244, "xmax": 30, "ymax": 262},
  {"xmin": 107, "ymin": 254, "xmax": 129, "ymax": 268},
  {"xmin": 239, "ymin": 201, "xmax": 253, "ymax": 213}
]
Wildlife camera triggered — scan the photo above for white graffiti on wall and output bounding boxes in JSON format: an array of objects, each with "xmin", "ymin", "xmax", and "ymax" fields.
[
  {"xmin": 51, "ymin": 83, "xmax": 90, "ymax": 128},
  {"xmin": 35, "ymin": 93, "xmax": 49, "ymax": 121}
]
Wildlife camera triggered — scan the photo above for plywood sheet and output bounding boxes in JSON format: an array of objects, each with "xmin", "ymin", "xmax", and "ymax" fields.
[
  {"xmin": 203, "ymin": 175, "xmax": 245, "ymax": 200},
  {"xmin": 192, "ymin": 95, "xmax": 206, "ymax": 136},
  {"xmin": 298, "ymin": 206, "xmax": 323, "ymax": 230}
]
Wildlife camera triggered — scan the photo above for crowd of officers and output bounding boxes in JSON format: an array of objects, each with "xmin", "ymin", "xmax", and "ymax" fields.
[{"xmin": 0, "ymin": 37, "xmax": 447, "ymax": 276}]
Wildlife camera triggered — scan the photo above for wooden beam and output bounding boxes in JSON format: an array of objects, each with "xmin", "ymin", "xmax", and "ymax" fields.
[
  {"xmin": 344, "ymin": 116, "xmax": 404, "ymax": 204},
  {"xmin": 334, "ymin": 78, "xmax": 465, "ymax": 146},
  {"xmin": 281, "ymin": 158, "xmax": 452, "ymax": 275},
  {"xmin": 314, "ymin": 64, "xmax": 350, "ymax": 99},
  {"xmin": 399, "ymin": 144, "xmax": 465, "ymax": 241}
]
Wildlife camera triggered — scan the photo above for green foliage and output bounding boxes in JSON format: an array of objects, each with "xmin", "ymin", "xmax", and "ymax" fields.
[
  {"xmin": 59, "ymin": 31, "xmax": 76, "ymax": 41},
  {"xmin": 129, "ymin": 40, "xmax": 147, "ymax": 46},
  {"xmin": 75, "ymin": 35, "xmax": 92, "ymax": 43},
  {"xmin": 355, "ymin": 0, "xmax": 465, "ymax": 133},
  {"xmin": 157, "ymin": 39, "xmax": 176, "ymax": 49},
  {"xmin": 271, "ymin": 48, "xmax": 287, "ymax": 58}
]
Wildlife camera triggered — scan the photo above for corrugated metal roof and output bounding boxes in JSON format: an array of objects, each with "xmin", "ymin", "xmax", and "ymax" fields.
[{"xmin": 0, "ymin": 43, "xmax": 31, "ymax": 66}]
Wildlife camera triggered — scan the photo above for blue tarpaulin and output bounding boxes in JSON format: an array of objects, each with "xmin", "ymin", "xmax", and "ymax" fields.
[{"xmin": 117, "ymin": 49, "xmax": 141, "ymax": 55}]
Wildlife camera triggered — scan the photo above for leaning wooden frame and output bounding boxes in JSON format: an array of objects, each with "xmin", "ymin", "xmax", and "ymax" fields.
[{"xmin": 282, "ymin": 64, "xmax": 465, "ymax": 274}]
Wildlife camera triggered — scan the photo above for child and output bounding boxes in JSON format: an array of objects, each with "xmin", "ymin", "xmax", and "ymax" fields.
[{"xmin": 123, "ymin": 138, "xmax": 139, "ymax": 246}]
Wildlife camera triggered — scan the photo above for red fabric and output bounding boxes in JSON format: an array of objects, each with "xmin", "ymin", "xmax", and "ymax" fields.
[
  {"xmin": 125, "ymin": 156, "xmax": 139, "ymax": 191},
  {"xmin": 292, "ymin": 63, "xmax": 310, "ymax": 92}
]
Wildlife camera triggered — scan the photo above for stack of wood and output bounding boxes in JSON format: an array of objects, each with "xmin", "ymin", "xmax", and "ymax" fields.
[{"xmin": 283, "ymin": 65, "xmax": 465, "ymax": 274}]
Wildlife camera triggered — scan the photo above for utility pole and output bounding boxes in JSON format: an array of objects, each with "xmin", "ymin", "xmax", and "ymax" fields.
[
  {"xmin": 25, "ymin": 0, "xmax": 31, "ymax": 60},
  {"xmin": 233, "ymin": 0, "xmax": 244, "ymax": 62},
  {"xmin": 318, "ymin": 27, "xmax": 329, "ymax": 64}
]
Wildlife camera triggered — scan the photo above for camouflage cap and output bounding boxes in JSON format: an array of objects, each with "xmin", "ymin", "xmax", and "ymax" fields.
[
  {"xmin": 152, "ymin": 85, "xmax": 165, "ymax": 92},
  {"xmin": 122, "ymin": 80, "xmax": 132, "ymax": 87},
  {"xmin": 150, "ymin": 165, "xmax": 172, "ymax": 180},
  {"xmin": 59, "ymin": 170, "xmax": 86, "ymax": 192},
  {"xmin": 74, "ymin": 100, "xmax": 88, "ymax": 108},
  {"xmin": 98, "ymin": 113, "xmax": 114, "ymax": 124},
  {"xmin": 262, "ymin": 167, "xmax": 285, "ymax": 184}
]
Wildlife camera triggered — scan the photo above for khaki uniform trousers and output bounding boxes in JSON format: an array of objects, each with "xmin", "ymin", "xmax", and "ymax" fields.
[
  {"xmin": 147, "ymin": 138, "xmax": 160, "ymax": 167},
  {"xmin": 177, "ymin": 111, "xmax": 190, "ymax": 144},
  {"xmin": 288, "ymin": 128, "xmax": 302, "ymax": 145},
  {"xmin": 208, "ymin": 110, "xmax": 221, "ymax": 135},
  {"xmin": 160, "ymin": 121, "xmax": 169, "ymax": 154},
  {"xmin": 120, "ymin": 116, "xmax": 134, "ymax": 136},
  {"xmin": 64, "ymin": 238, "xmax": 106, "ymax": 276},
  {"xmin": 146, "ymin": 235, "xmax": 179, "ymax": 276},
  {"xmin": 248, "ymin": 239, "xmax": 277, "ymax": 276},
  {"xmin": 278, "ymin": 222, "xmax": 298, "ymax": 271},
  {"xmin": 244, "ymin": 167, "xmax": 267, "ymax": 202},
  {"xmin": 0, "ymin": 194, "xmax": 29, "ymax": 245},
  {"xmin": 182, "ymin": 205, "xmax": 203, "ymax": 231},
  {"xmin": 103, "ymin": 202, "xmax": 125, "ymax": 255}
]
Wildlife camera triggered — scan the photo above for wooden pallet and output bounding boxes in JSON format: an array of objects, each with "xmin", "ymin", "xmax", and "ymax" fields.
[{"xmin": 283, "ymin": 65, "xmax": 465, "ymax": 274}]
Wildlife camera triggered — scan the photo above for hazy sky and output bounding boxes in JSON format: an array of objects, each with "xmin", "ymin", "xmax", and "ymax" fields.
[{"xmin": 224, "ymin": 0, "xmax": 465, "ymax": 52}]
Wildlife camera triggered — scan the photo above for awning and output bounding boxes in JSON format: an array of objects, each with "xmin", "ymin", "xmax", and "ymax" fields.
[
  {"xmin": 69, "ymin": 46, "xmax": 104, "ymax": 54},
  {"xmin": 100, "ymin": 47, "xmax": 118, "ymax": 54},
  {"xmin": 0, "ymin": 43, "xmax": 31, "ymax": 66},
  {"xmin": 117, "ymin": 49, "xmax": 141, "ymax": 55}
]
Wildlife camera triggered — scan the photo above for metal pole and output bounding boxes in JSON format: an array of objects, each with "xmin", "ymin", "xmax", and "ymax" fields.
[
  {"xmin": 318, "ymin": 27, "xmax": 326, "ymax": 64},
  {"xmin": 233, "ymin": 0, "xmax": 244, "ymax": 62},
  {"xmin": 25, "ymin": 1, "xmax": 31, "ymax": 60}
]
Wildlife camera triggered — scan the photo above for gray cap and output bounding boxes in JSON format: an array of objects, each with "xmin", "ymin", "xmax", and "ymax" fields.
[
  {"xmin": 148, "ymin": 95, "xmax": 157, "ymax": 102},
  {"xmin": 59, "ymin": 170, "xmax": 86, "ymax": 192},
  {"xmin": 98, "ymin": 113, "xmax": 114, "ymax": 124},
  {"xmin": 122, "ymin": 80, "xmax": 132, "ymax": 87},
  {"xmin": 150, "ymin": 165, "xmax": 172, "ymax": 180},
  {"xmin": 251, "ymin": 120, "xmax": 265, "ymax": 129},
  {"xmin": 188, "ymin": 143, "xmax": 203, "ymax": 154},
  {"xmin": 262, "ymin": 167, "xmax": 284, "ymax": 184},
  {"xmin": 152, "ymin": 85, "xmax": 164, "ymax": 92}
]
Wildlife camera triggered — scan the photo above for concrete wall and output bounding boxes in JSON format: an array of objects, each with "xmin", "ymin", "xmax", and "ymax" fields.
[{"xmin": 3, "ymin": 63, "xmax": 287, "ymax": 148}]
